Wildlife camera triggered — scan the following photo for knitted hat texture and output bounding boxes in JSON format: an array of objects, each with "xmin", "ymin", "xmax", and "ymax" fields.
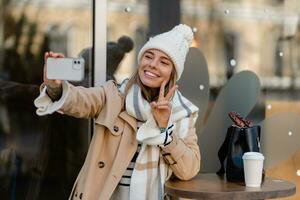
[{"xmin": 137, "ymin": 24, "xmax": 193, "ymax": 80}]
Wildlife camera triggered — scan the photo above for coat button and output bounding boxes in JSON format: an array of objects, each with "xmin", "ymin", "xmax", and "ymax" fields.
[
  {"xmin": 79, "ymin": 193, "xmax": 83, "ymax": 199},
  {"xmin": 98, "ymin": 161, "xmax": 105, "ymax": 168},
  {"xmin": 113, "ymin": 125, "xmax": 119, "ymax": 132}
]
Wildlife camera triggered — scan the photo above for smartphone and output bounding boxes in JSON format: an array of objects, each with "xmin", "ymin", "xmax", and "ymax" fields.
[{"xmin": 46, "ymin": 57, "xmax": 85, "ymax": 82}]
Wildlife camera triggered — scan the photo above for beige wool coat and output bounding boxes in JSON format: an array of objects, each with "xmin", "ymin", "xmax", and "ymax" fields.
[{"xmin": 54, "ymin": 80, "xmax": 200, "ymax": 200}]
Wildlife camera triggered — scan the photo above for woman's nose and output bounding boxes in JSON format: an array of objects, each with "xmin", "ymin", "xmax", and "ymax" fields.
[{"xmin": 149, "ymin": 58, "xmax": 158, "ymax": 68}]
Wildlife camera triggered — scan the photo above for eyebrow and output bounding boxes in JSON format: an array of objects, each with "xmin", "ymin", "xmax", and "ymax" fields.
[
  {"xmin": 145, "ymin": 50, "xmax": 171, "ymax": 62},
  {"xmin": 145, "ymin": 51, "xmax": 154, "ymax": 56}
]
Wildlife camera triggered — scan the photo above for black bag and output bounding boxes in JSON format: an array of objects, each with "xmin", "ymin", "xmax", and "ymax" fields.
[{"xmin": 216, "ymin": 125, "xmax": 264, "ymax": 182}]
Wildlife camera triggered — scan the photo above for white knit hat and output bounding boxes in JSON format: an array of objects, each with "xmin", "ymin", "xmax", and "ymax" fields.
[{"xmin": 137, "ymin": 24, "xmax": 194, "ymax": 80}]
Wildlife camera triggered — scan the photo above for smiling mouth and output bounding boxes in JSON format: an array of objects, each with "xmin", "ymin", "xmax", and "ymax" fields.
[{"xmin": 144, "ymin": 70, "xmax": 160, "ymax": 78}]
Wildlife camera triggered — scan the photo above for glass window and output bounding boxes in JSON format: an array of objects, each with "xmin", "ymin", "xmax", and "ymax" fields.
[
  {"xmin": 107, "ymin": 0, "xmax": 300, "ymax": 199},
  {"xmin": 107, "ymin": 0, "xmax": 148, "ymax": 82},
  {"xmin": 0, "ymin": 0, "xmax": 93, "ymax": 199}
]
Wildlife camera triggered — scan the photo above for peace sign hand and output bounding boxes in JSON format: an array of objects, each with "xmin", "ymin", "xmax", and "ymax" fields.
[{"xmin": 150, "ymin": 81, "xmax": 177, "ymax": 129}]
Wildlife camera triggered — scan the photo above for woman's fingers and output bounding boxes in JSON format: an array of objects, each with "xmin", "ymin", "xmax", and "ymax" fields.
[
  {"xmin": 156, "ymin": 105, "xmax": 170, "ymax": 110},
  {"xmin": 156, "ymin": 100, "xmax": 170, "ymax": 107},
  {"xmin": 158, "ymin": 81, "xmax": 177, "ymax": 102},
  {"xmin": 49, "ymin": 51, "xmax": 65, "ymax": 58},
  {"xmin": 43, "ymin": 51, "xmax": 64, "ymax": 86},
  {"xmin": 150, "ymin": 101, "xmax": 157, "ymax": 109},
  {"xmin": 54, "ymin": 80, "xmax": 62, "ymax": 85},
  {"xmin": 56, "ymin": 53, "xmax": 65, "ymax": 58},
  {"xmin": 44, "ymin": 52, "xmax": 49, "ymax": 62},
  {"xmin": 44, "ymin": 51, "xmax": 65, "ymax": 63},
  {"xmin": 158, "ymin": 80, "xmax": 167, "ymax": 101},
  {"xmin": 165, "ymin": 85, "xmax": 177, "ymax": 101},
  {"xmin": 152, "ymin": 100, "xmax": 171, "ymax": 111},
  {"xmin": 152, "ymin": 101, "xmax": 171, "ymax": 109}
]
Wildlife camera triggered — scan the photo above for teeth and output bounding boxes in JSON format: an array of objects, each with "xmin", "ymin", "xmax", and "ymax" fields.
[{"xmin": 145, "ymin": 71, "xmax": 158, "ymax": 78}]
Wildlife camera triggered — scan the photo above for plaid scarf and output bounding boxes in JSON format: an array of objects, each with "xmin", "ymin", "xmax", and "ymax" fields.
[{"xmin": 121, "ymin": 82, "xmax": 198, "ymax": 200}]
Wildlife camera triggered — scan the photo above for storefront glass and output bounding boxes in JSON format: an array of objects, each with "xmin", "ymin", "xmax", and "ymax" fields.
[{"xmin": 0, "ymin": 0, "xmax": 92, "ymax": 199}]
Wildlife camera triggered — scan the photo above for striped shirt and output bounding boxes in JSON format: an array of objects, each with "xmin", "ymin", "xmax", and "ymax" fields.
[
  {"xmin": 110, "ymin": 122, "xmax": 174, "ymax": 200},
  {"xmin": 118, "ymin": 142, "xmax": 142, "ymax": 187}
]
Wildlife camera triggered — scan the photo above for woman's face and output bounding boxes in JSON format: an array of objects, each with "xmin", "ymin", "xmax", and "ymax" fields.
[{"xmin": 138, "ymin": 49, "xmax": 174, "ymax": 88}]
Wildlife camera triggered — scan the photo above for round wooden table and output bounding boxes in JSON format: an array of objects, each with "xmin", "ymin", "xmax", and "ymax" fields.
[{"xmin": 165, "ymin": 173, "xmax": 296, "ymax": 200}]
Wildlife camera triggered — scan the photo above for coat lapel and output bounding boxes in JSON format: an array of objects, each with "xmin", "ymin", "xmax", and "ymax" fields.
[
  {"xmin": 119, "ymin": 111, "xmax": 137, "ymax": 132},
  {"xmin": 95, "ymin": 81, "xmax": 124, "ymax": 133},
  {"xmin": 99, "ymin": 123, "xmax": 138, "ymax": 199}
]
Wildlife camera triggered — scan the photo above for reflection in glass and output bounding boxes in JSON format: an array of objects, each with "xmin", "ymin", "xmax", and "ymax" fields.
[{"xmin": 0, "ymin": 1, "xmax": 92, "ymax": 199}]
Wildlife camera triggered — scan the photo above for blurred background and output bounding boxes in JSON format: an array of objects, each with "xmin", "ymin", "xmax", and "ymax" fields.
[{"xmin": 1, "ymin": 0, "xmax": 300, "ymax": 199}]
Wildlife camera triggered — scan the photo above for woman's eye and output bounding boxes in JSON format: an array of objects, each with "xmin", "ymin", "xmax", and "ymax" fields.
[
  {"xmin": 161, "ymin": 61, "xmax": 169, "ymax": 65},
  {"xmin": 145, "ymin": 55, "xmax": 152, "ymax": 59}
]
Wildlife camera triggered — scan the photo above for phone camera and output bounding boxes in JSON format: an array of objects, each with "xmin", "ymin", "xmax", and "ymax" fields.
[
  {"xmin": 74, "ymin": 61, "xmax": 77, "ymax": 64},
  {"xmin": 78, "ymin": 61, "xmax": 81, "ymax": 64}
]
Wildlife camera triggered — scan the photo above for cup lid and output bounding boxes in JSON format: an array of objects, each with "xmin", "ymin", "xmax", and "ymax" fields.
[{"xmin": 242, "ymin": 152, "xmax": 264, "ymax": 160}]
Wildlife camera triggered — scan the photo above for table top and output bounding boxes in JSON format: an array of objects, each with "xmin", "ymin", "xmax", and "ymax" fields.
[{"xmin": 164, "ymin": 173, "xmax": 296, "ymax": 200}]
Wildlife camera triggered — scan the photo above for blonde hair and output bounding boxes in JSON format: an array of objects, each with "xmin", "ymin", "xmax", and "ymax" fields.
[{"xmin": 124, "ymin": 66, "xmax": 177, "ymax": 102}]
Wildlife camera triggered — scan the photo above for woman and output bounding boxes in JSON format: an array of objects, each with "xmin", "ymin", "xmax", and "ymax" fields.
[{"xmin": 34, "ymin": 24, "xmax": 200, "ymax": 200}]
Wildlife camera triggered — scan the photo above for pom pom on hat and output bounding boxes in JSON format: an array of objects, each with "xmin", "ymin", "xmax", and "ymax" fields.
[
  {"xmin": 173, "ymin": 24, "xmax": 194, "ymax": 45},
  {"xmin": 137, "ymin": 24, "xmax": 193, "ymax": 80}
]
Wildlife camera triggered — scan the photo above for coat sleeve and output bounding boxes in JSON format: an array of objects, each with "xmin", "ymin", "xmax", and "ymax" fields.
[
  {"xmin": 57, "ymin": 83, "xmax": 107, "ymax": 118},
  {"xmin": 160, "ymin": 112, "xmax": 201, "ymax": 180},
  {"xmin": 34, "ymin": 81, "xmax": 114, "ymax": 118}
]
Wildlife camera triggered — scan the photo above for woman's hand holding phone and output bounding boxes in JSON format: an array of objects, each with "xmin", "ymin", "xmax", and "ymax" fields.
[{"xmin": 43, "ymin": 51, "xmax": 64, "ymax": 101}]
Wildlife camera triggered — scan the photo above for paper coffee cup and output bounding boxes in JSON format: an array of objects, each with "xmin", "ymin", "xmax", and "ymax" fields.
[{"xmin": 242, "ymin": 152, "xmax": 264, "ymax": 187}]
